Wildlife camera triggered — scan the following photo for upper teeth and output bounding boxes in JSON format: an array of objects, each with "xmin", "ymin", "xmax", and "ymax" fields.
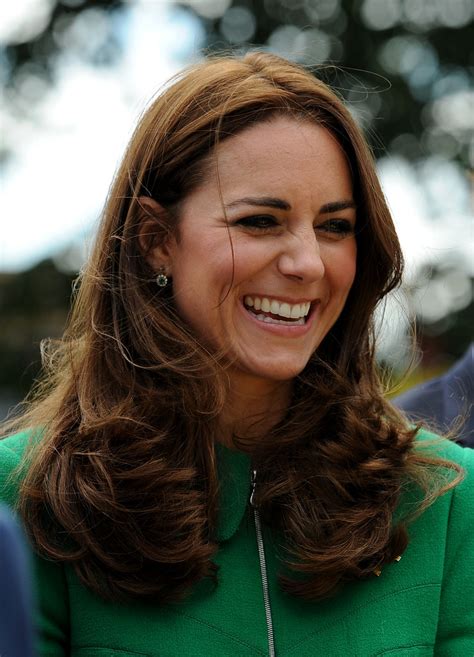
[{"xmin": 244, "ymin": 296, "xmax": 311, "ymax": 319}]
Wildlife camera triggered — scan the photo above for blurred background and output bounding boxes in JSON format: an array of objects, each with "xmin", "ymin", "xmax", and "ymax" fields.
[{"xmin": 0, "ymin": 0, "xmax": 473, "ymax": 418}]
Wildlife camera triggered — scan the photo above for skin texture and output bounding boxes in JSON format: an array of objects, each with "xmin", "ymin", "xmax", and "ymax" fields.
[{"xmin": 147, "ymin": 117, "xmax": 357, "ymax": 425}]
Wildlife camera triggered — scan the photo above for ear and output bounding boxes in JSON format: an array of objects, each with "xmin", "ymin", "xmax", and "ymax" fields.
[{"xmin": 137, "ymin": 196, "xmax": 176, "ymax": 275}]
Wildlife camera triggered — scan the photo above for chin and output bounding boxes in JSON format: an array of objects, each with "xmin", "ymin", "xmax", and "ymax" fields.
[{"xmin": 243, "ymin": 360, "xmax": 309, "ymax": 383}]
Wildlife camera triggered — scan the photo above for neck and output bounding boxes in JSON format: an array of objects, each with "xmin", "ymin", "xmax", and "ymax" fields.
[{"xmin": 217, "ymin": 372, "xmax": 292, "ymax": 449}]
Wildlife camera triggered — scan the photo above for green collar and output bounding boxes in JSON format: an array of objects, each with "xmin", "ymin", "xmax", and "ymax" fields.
[{"xmin": 215, "ymin": 443, "xmax": 252, "ymax": 542}]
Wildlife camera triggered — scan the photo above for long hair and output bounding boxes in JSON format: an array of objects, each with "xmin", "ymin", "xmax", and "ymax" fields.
[{"xmin": 3, "ymin": 52, "xmax": 461, "ymax": 603}]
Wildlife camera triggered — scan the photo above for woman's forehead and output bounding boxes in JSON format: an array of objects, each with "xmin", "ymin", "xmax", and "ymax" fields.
[{"xmin": 212, "ymin": 119, "xmax": 351, "ymax": 190}]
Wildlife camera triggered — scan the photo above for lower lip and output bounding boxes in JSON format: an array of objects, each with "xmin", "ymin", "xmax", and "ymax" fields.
[{"xmin": 239, "ymin": 301, "xmax": 319, "ymax": 337}]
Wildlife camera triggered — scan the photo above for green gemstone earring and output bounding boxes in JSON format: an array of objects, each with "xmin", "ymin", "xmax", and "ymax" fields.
[{"xmin": 156, "ymin": 268, "xmax": 168, "ymax": 288}]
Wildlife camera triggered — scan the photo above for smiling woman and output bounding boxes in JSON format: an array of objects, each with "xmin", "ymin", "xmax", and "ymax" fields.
[
  {"xmin": 0, "ymin": 52, "xmax": 473, "ymax": 657},
  {"xmin": 142, "ymin": 118, "xmax": 357, "ymax": 392}
]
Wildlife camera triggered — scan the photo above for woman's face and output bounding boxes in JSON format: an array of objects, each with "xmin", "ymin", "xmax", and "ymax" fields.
[{"xmin": 151, "ymin": 117, "xmax": 357, "ymax": 388}]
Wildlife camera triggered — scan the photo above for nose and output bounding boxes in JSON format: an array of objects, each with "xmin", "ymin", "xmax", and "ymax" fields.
[{"xmin": 277, "ymin": 228, "xmax": 325, "ymax": 282}]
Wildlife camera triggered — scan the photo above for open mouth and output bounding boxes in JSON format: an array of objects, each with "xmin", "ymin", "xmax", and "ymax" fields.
[{"xmin": 243, "ymin": 295, "xmax": 313, "ymax": 326}]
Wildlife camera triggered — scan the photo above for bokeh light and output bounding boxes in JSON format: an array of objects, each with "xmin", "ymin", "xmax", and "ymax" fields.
[
  {"xmin": 0, "ymin": 0, "xmax": 54, "ymax": 45},
  {"xmin": 220, "ymin": 7, "xmax": 256, "ymax": 44},
  {"xmin": 361, "ymin": 0, "xmax": 401, "ymax": 31}
]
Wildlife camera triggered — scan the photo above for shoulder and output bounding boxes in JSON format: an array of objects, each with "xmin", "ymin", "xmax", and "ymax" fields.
[
  {"xmin": 432, "ymin": 432, "xmax": 474, "ymax": 527},
  {"xmin": 397, "ymin": 429, "xmax": 474, "ymax": 550},
  {"xmin": 413, "ymin": 427, "xmax": 474, "ymax": 497},
  {"xmin": 413, "ymin": 426, "xmax": 473, "ymax": 465},
  {"xmin": 0, "ymin": 429, "xmax": 36, "ymax": 460},
  {"xmin": 442, "ymin": 438, "xmax": 474, "ymax": 522},
  {"xmin": 0, "ymin": 430, "xmax": 39, "ymax": 506},
  {"xmin": 409, "ymin": 429, "xmax": 474, "ymax": 558}
]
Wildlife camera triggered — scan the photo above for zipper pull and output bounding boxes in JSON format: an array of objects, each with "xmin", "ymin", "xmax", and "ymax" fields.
[{"xmin": 250, "ymin": 469, "xmax": 257, "ymax": 508}]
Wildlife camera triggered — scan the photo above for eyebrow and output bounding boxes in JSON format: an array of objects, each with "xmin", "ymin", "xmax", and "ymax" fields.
[
  {"xmin": 320, "ymin": 200, "xmax": 356, "ymax": 214},
  {"xmin": 225, "ymin": 196, "xmax": 291, "ymax": 211},
  {"xmin": 224, "ymin": 196, "xmax": 356, "ymax": 213}
]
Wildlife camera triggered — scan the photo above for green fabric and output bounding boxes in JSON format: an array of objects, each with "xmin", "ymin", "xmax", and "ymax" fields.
[{"xmin": 0, "ymin": 430, "xmax": 473, "ymax": 657}]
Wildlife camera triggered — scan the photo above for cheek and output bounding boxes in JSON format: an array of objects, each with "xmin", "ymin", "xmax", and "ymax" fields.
[
  {"xmin": 231, "ymin": 241, "xmax": 274, "ymax": 282},
  {"xmin": 326, "ymin": 243, "xmax": 357, "ymax": 297},
  {"xmin": 171, "ymin": 249, "xmax": 235, "ymax": 320}
]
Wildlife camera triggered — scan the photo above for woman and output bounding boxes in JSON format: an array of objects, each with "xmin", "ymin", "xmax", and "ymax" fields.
[{"xmin": 1, "ymin": 52, "xmax": 473, "ymax": 656}]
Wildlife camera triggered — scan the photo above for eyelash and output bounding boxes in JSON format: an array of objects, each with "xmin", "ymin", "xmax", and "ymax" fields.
[
  {"xmin": 317, "ymin": 219, "xmax": 355, "ymax": 237},
  {"xmin": 236, "ymin": 215, "xmax": 277, "ymax": 230},
  {"xmin": 235, "ymin": 215, "xmax": 355, "ymax": 238}
]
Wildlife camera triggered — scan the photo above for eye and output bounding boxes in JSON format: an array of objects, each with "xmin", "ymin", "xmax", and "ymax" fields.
[
  {"xmin": 315, "ymin": 219, "xmax": 355, "ymax": 239},
  {"xmin": 235, "ymin": 215, "xmax": 279, "ymax": 231}
]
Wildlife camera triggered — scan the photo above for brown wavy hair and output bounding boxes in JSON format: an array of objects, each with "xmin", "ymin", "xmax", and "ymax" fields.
[{"xmin": 3, "ymin": 52, "xmax": 461, "ymax": 603}]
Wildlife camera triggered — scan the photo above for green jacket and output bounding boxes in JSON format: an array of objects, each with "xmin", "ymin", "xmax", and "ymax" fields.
[{"xmin": 1, "ymin": 430, "xmax": 473, "ymax": 657}]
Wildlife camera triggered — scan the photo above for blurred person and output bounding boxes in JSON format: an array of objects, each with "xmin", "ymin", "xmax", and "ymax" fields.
[
  {"xmin": 0, "ymin": 505, "xmax": 35, "ymax": 657},
  {"xmin": 0, "ymin": 53, "xmax": 473, "ymax": 656},
  {"xmin": 395, "ymin": 344, "xmax": 474, "ymax": 448}
]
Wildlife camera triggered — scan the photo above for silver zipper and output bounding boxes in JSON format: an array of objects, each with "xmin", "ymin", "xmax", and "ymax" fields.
[{"xmin": 250, "ymin": 469, "xmax": 276, "ymax": 657}]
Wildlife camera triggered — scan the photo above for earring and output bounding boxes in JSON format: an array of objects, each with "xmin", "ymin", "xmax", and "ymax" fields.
[{"xmin": 156, "ymin": 267, "xmax": 168, "ymax": 287}]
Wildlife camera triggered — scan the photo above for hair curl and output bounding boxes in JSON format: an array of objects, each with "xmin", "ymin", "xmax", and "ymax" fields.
[{"xmin": 3, "ymin": 52, "xmax": 461, "ymax": 603}]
